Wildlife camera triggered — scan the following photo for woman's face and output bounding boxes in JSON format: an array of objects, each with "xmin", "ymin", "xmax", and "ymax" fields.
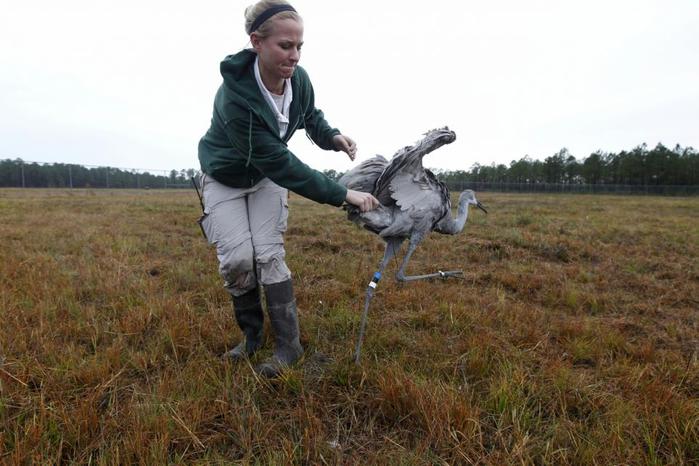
[{"xmin": 252, "ymin": 18, "xmax": 304, "ymax": 83}]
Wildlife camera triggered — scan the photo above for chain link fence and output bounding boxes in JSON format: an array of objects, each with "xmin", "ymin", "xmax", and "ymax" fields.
[
  {"xmin": 2, "ymin": 160, "xmax": 697, "ymax": 195},
  {"xmin": 444, "ymin": 181, "xmax": 699, "ymax": 196}
]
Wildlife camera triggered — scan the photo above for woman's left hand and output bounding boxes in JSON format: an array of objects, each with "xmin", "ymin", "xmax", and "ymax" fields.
[{"xmin": 333, "ymin": 134, "xmax": 357, "ymax": 161}]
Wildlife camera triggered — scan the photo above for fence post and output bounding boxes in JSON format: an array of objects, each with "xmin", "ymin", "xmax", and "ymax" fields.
[
  {"xmin": 20, "ymin": 162, "xmax": 25, "ymax": 188},
  {"xmin": 68, "ymin": 165, "xmax": 73, "ymax": 188},
  {"xmin": 106, "ymin": 167, "xmax": 110, "ymax": 188}
]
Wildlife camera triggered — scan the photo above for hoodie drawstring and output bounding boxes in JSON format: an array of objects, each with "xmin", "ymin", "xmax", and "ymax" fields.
[{"xmin": 245, "ymin": 110, "xmax": 253, "ymax": 167}]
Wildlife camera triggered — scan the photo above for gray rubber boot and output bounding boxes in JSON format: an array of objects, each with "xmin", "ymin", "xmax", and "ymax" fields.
[
  {"xmin": 255, "ymin": 280, "xmax": 304, "ymax": 378},
  {"xmin": 221, "ymin": 287, "xmax": 264, "ymax": 361}
]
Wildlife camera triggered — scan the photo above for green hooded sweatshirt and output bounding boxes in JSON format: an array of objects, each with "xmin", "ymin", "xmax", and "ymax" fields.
[{"xmin": 198, "ymin": 49, "xmax": 348, "ymax": 206}]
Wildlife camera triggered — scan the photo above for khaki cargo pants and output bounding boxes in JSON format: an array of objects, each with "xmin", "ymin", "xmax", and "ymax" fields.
[{"xmin": 200, "ymin": 174, "xmax": 291, "ymax": 296}]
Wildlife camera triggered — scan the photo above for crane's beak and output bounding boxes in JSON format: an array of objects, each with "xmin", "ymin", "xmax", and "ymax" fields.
[{"xmin": 476, "ymin": 201, "xmax": 488, "ymax": 214}]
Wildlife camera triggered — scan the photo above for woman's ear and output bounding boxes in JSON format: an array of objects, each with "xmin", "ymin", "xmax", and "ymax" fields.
[{"xmin": 250, "ymin": 33, "xmax": 262, "ymax": 51}]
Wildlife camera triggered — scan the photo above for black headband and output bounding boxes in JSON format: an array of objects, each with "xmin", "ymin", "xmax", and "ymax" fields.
[{"xmin": 249, "ymin": 4, "xmax": 297, "ymax": 33}]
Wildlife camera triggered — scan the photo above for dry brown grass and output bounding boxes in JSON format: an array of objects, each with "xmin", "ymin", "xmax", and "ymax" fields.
[{"xmin": 0, "ymin": 188, "xmax": 697, "ymax": 464}]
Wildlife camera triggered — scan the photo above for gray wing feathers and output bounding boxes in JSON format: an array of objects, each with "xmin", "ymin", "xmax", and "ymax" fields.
[
  {"xmin": 337, "ymin": 155, "xmax": 388, "ymax": 193},
  {"xmin": 374, "ymin": 144, "xmax": 427, "ymax": 205},
  {"xmin": 389, "ymin": 173, "xmax": 434, "ymax": 211},
  {"xmin": 431, "ymin": 176, "xmax": 453, "ymax": 231}
]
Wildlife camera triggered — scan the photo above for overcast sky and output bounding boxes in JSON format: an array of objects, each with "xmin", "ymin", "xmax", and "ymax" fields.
[{"xmin": 2, "ymin": 0, "xmax": 698, "ymax": 173}]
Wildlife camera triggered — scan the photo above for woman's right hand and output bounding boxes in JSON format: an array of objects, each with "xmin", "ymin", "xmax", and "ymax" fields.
[{"xmin": 346, "ymin": 189, "xmax": 380, "ymax": 212}]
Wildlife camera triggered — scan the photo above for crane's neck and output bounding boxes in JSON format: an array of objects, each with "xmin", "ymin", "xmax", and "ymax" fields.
[{"xmin": 437, "ymin": 196, "xmax": 470, "ymax": 235}]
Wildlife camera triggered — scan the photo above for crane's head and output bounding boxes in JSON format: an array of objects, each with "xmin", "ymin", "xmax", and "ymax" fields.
[
  {"xmin": 417, "ymin": 127, "xmax": 457, "ymax": 154},
  {"xmin": 459, "ymin": 189, "xmax": 488, "ymax": 214}
]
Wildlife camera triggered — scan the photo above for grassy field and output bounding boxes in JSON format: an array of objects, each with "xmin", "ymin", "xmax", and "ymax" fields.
[{"xmin": 0, "ymin": 188, "xmax": 697, "ymax": 464}]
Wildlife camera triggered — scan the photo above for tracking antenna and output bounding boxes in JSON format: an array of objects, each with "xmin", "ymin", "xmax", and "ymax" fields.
[
  {"xmin": 191, "ymin": 176, "xmax": 209, "ymax": 240},
  {"xmin": 191, "ymin": 176, "xmax": 204, "ymax": 213}
]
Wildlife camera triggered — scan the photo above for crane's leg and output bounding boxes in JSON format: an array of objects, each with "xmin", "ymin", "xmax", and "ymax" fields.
[
  {"xmin": 395, "ymin": 235, "xmax": 463, "ymax": 282},
  {"xmin": 354, "ymin": 238, "xmax": 404, "ymax": 364},
  {"xmin": 376, "ymin": 237, "xmax": 404, "ymax": 276}
]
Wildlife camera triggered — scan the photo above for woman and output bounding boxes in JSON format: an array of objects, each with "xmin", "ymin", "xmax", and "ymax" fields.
[{"xmin": 198, "ymin": 0, "xmax": 378, "ymax": 378}]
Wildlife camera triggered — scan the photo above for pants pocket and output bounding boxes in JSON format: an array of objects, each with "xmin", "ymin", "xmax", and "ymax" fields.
[{"xmin": 276, "ymin": 195, "xmax": 289, "ymax": 234}]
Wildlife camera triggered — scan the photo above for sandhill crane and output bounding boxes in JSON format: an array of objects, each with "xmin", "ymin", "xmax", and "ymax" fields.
[{"xmin": 338, "ymin": 127, "xmax": 487, "ymax": 283}]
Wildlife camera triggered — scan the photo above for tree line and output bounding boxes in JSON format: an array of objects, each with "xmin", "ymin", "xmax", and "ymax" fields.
[
  {"xmin": 434, "ymin": 143, "xmax": 699, "ymax": 186},
  {"xmin": 3, "ymin": 142, "xmax": 698, "ymax": 189},
  {"xmin": 0, "ymin": 160, "xmax": 197, "ymax": 188}
]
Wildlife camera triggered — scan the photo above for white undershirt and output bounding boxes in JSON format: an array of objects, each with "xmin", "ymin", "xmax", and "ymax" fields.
[
  {"xmin": 254, "ymin": 56, "xmax": 292, "ymax": 138},
  {"xmin": 270, "ymin": 93, "xmax": 285, "ymax": 113}
]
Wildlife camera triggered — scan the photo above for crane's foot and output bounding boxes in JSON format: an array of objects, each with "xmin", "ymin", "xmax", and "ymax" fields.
[
  {"xmin": 438, "ymin": 270, "xmax": 464, "ymax": 279},
  {"xmin": 396, "ymin": 269, "xmax": 464, "ymax": 282}
]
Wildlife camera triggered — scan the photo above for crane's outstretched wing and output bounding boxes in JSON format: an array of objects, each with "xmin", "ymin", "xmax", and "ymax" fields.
[
  {"xmin": 337, "ymin": 155, "xmax": 388, "ymax": 193},
  {"xmin": 374, "ymin": 128, "xmax": 456, "ymax": 210}
]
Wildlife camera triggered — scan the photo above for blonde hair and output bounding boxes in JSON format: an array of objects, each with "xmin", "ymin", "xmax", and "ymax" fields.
[{"xmin": 244, "ymin": 0, "xmax": 302, "ymax": 38}]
